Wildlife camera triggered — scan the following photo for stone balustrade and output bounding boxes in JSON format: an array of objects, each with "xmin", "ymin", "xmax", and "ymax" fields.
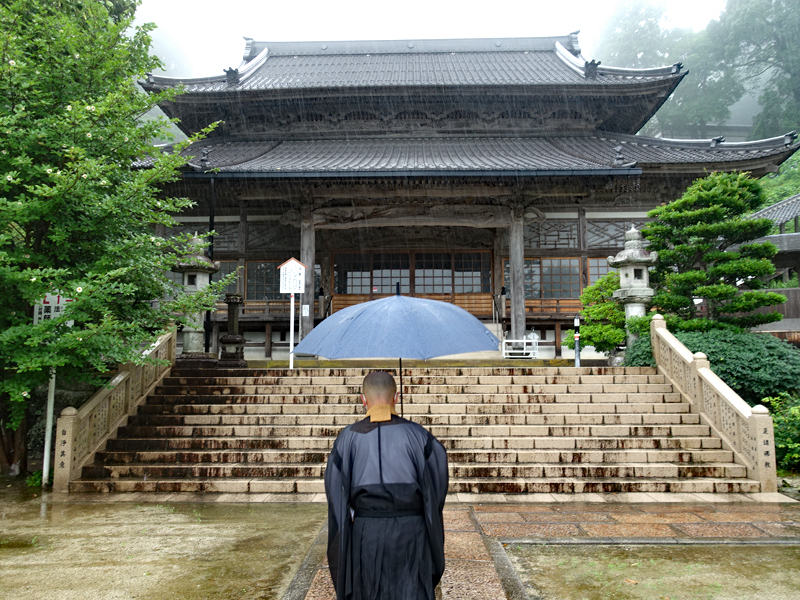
[
  {"xmin": 650, "ymin": 315, "xmax": 777, "ymax": 492},
  {"xmin": 53, "ymin": 331, "xmax": 177, "ymax": 493}
]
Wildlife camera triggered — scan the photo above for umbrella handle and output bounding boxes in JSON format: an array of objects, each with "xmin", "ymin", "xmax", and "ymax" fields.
[{"xmin": 399, "ymin": 357, "xmax": 404, "ymax": 418}]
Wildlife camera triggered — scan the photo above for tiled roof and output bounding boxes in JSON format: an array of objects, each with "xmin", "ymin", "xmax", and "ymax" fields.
[
  {"xmin": 180, "ymin": 134, "xmax": 798, "ymax": 176},
  {"xmin": 144, "ymin": 36, "xmax": 682, "ymax": 93},
  {"xmin": 749, "ymin": 193, "xmax": 800, "ymax": 224}
]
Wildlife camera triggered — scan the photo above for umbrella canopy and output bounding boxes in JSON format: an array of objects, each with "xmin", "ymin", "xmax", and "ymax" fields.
[{"xmin": 293, "ymin": 294, "xmax": 499, "ymax": 359}]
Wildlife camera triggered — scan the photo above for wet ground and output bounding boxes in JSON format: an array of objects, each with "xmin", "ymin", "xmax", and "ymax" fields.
[
  {"xmin": 0, "ymin": 481, "xmax": 326, "ymax": 600},
  {"xmin": 2, "ymin": 477, "xmax": 799, "ymax": 600},
  {"xmin": 506, "ymin": 544, "xmax": 800, "ymax": 600}
]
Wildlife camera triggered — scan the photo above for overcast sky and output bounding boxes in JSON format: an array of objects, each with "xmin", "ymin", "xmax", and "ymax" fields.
[{"xmin": 136, "ymin": 0, "xmax": 726, "ymax": 77}]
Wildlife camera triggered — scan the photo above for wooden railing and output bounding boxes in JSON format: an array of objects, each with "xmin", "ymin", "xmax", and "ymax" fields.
[
  {"xmin": 53, "ymin": 330, "xmax": 177, "ymax": 493},
  {"xmin": 650, "ymin": 315, "xmax": 777, "ymax": 492}
]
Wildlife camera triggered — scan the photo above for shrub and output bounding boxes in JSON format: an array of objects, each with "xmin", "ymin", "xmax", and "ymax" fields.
[
  {"xmin": 673, "ymin": 330, "xmax": 800, "ymax": 406},
  {"xmin": 762, "ymin": 393, "xmax": 800, "ymax": 471},
  {"xmin": 623, "ymin": 334, "xmax": 656, "ymax": 367}
]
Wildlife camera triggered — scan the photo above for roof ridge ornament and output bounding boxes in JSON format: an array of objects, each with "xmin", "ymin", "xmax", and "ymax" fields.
[
  {"xmin": 225, "ymin": 67, "xmax": 240, "ymax": 85},
  {"xmin": 584, "ymin": 59, "xmax": 600, "ymax": 79},
  {"xmin": 785, "ymin": 131, "xmax": 798, "ymax": 146},
  {"xmin": 710, "ymin": 136, "xmax": 725, "ymax": 148}
]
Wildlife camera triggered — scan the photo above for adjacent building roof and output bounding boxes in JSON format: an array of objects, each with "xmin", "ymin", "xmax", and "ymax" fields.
[
  {"xmin": 178, "ymin": 133, "xmax": 799, "ymax": 178},
  {"xmin": 749, "ymin": 193, "xmax": 800, "ymax": 225},
  {"xmin": 143, "ymin": 35, "xmax": 683, "ymax": 93}
]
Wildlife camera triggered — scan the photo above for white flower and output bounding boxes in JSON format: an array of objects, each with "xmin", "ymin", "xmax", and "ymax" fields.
[
  {"xmin": 6, "ymin": 175, "xmax": 12, "ymax": 181},
  {"xmin": 74, "ymin": 54, "xmax": 79, "ymax": 59},
  {"xmin": 22, "ymin": 391, "xmax": 29, "ymax": 397},
  {"xmin": 1, "ymin": 151, "xmax": 6, "ymax": 155},
  {"xmin": 56, "ymin": 171, "xmax": 61, "ymax": 176},
  {"xmin": 86, "ymin": 106, "xmax": 95, "ymax": 112},
  {"xmin": 124, "ymin": 137, "xmax": 128, "ymax": 142},
  {"xmin": 24, "ymin": 254, "xmax": 29, "ymax": 258},
  {"xmin": 86, "ymin": 133, "xmax": 91, "ymax": 138},
  {"xmin": 76, "ymin": 287, "xmax": 83, "ymax": 293},
  {"xmin": 77, "ymin": 337, "xmax": 82, "ymax": 341},
  {"xmin": 66, "ymin": 105, "xmax": 72, "ymax": 111},
  {"xmin": 8, "ymin": 60, "xmax": 15, "ymax": 66},
  {"xmin": 46, "ymin": 168, "xmax": 52, "ymax": 174},
  {"xmin": 30, "ymin": 277, "xmax": 36, "ymax": 282},
  {"xmin": 81, "ymin": 174, "xmax": 87, "ymax": 179},
  {"xmin": 100, "ymin": 180, "xmax": 107, "ymax": 185}
]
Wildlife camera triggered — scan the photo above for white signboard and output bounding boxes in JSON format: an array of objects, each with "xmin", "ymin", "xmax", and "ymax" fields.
[
  {"xmin": 34, "ymin": 293, "xmax": 74, "ymax": 325},
  {"xmin": 279, "ymin": 258, "xmax": 306, "ymax": 294}
]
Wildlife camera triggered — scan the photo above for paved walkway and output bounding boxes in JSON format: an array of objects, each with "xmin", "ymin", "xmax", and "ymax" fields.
[{"xmin": 39, "ymin": 490, "xmax": 800, "ymax": 599}]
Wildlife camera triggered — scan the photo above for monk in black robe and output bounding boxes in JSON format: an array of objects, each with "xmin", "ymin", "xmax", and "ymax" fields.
[{"xmin": 325, "ymin": 370, "xmax": 449, "ymax": 600}]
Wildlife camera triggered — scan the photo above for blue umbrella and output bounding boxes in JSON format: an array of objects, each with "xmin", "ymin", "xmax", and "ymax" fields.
[{"xmin": 293, "ymin": 292, "xmax": 500, "ymax": 415}]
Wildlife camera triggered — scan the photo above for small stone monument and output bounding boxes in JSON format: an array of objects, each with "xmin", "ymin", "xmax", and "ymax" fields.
[
  {"xmin": 218, "ymin": 293, "xmax": 247, "ymax": 368},
  {"xmin": 173, "ymin": 235, "xmax": 220, "ymax": 369},
  {"xmin": 608, "ymin": 226, "xmax": 658, "ymax": 346}
]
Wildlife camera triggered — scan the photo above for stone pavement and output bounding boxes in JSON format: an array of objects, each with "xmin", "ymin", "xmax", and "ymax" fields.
[
  {"xmin": 296, "ymin": 493, "xmax": 800, "ymax": 600},
  {"xmin": 38, "ymin": 489, "xmax": 800, "ymax": 599}
]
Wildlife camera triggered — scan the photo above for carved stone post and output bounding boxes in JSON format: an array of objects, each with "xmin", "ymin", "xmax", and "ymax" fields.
[
  {"xmin": 53, "ymin": 407, "xmax": 78, "ymax": 493},
  {"xmin": 300, "ymin": 212, "xmax": 315, "ymax": 338},
  {"xmin": 750, "ymin": 405, "xmax": 778, "ymax": 492},
  {"xmin": 218, "ymin": 293, "xmax": 247, "ymax": 368},
  {"xmin": 509, "ymin": 205, "xmax": 526, "ymax": 340}
]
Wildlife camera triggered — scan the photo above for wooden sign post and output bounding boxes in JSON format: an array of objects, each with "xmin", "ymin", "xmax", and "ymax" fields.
[{"xmin": 279, "ymin": 258, "xmax": 306, "ymax": 369}]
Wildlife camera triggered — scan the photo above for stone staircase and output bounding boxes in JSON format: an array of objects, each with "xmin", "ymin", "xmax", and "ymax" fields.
[{"xmin": 70, "ymin": 367, "xmax": 761, "ymax": 494}]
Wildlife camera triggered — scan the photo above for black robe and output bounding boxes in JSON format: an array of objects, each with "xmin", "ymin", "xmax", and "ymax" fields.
[{"xmin": 325, "ymin": 412, "xmax": 449, "ymax": 600}]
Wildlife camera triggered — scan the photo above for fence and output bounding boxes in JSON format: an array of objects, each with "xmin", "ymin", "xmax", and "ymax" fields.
[
  {"xmin": 650, "ymin": 315, "xmax": 777, "ymax": 492},
  {"xmin": 52, "ymin": 330, "xmax": 177, "ymax": 493}
]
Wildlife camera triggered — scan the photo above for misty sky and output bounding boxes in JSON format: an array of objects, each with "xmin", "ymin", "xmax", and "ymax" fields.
[{"xmin": 137, "ymin": 0, "xmax": 726, "ymax": 78}]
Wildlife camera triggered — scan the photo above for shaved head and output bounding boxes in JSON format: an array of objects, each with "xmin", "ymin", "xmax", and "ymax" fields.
[{"xmin": 362, "ymin": 371, "xmax": 397, "ymax": 405}]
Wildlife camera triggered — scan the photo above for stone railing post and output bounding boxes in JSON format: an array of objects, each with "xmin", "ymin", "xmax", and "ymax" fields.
[
  {"xmin": 53, "ymin": 407, "xmax": 79, "ymax": 493},
  {"xmin": 650, "ymin": 314, "xmax": 666, "ymax": 364},
  {"xmin": 690, "ymin": 351, "xmax": 709, "ymax": 411},
  {"xmin": 750, "ymin": 405, "xmax": 778, "ymax": 493}
]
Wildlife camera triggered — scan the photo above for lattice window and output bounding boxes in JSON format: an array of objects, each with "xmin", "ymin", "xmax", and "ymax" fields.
[
  {"xmin": 373, "ymin": 254, "xmax": 410, "ymax": 294},
  {"xmin": 415, "ymin": 253, "xmax": 452, "ymax": 294},
  {"xmin": 588, "ymin": 258, "xmax": 614, "ymax": 285},
  {"xmin": 505, "ymin": 258, "xmax": 583, "ymax": 298},
  {"xmin": 246, "ymin": 261, "xmax": 281, "ymax": 300},
  {"xmin": 541, "ymin": 258, "xmax": 581, "ymax": 298},
  {"xmin": 217, "ymin": 261, "xmax": 240, "ymax": 296},
  {"xmin": 525, "ymin": 221, "xmax": 579, "ymax": 249},
  {"xmin": 168, "ymin": 223, "xmax": 238, "ymax": 253},
  {"xmin": 334, "ymin": 254, "xmax": 371, "ymax": 294},
  {"xmin": 454, "ymin": 252, "xmax": 491, "ymax": 293},
  {"xmin": 586, "ymin": 220, "xmax": 647, "ymax": 248}
]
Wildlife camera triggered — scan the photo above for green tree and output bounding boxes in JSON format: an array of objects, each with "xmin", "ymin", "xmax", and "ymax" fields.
[
  {"xmin": 595, "ymin": 1, "xmax": 743, "ymax": 137},
  {"xmin": 760, "ymin": 153, "xmax": 800, "ymax": 216},
  {"xmin": 563, "ymin": 272, "xmax": 626, "ymax": 355},
  {"xmin": 643, "ymin": 172, "xmax": 786, "ymax": 330},
  {"xmin": 0, "ymin": 0, "xmax": 223, "ymax": 476},
  {"xmin": 710, "ymin": 0, "xmax": 800, "ymax": 139}
]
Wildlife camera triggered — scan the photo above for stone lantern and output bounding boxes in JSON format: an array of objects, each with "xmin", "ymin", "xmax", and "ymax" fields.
[
  {"xmin": 173, "ymin": 234, "xmax": 220, "ymax": 368},
  {"xmin": 608, "ymin": 226, "xmax": 658, "ymax": 346},
  {"xmin": 218, "ymin": 292, "xmax": 247, "ymax": 368}
]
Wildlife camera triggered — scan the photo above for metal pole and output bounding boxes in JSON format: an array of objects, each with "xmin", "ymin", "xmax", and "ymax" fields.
[
  {"xmin": 41, "ymin": 368, "xmax": 56, "ymax": 488},
  {"xmin": 289, "ymin": 293, "xmax": 295, "ymax": 370},
  {"xmin": 574, "ymin": 314, "xmax": 581, "ymax": 368},
  {"xmin": 204, "ymin": 176, "xmax": 216, "ymax": 353}
]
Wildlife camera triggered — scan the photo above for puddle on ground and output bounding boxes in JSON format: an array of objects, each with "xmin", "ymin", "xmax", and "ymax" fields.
[
  {"xmin": 0, "ymin": 500, "xmax": 327, "ymax": 600},
  {"xmin": 506, "ymin": 544, "xmax": 800, "ymax": 600}
]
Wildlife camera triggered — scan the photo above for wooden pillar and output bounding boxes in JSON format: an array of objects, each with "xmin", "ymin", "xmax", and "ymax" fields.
[
  {"xmin": 554, "ymin": 322, "xmax": 562, "ymax": 357},
  {"xmin": 300, "ymin": 213, "xmax": 315, "ymax": 338},
  {"xmin": 492, "ymin": 229, "xmax": 504, "ymax": 295},
  {"xmin": 509, "ymin": 207, "xmax": 526, "ymax": 340},
  {"xmin": 265, "ymin": 323, "xmax": 272, "ymax": 358}
]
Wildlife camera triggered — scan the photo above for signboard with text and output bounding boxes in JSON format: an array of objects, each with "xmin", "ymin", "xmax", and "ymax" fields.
[
  {"xmin": 33, "ymin": 293, "xmax": 74, "ymax": 326},
  {"xmin": 279, "ymin": 258, "xmax": 306, "ymax": 294}
]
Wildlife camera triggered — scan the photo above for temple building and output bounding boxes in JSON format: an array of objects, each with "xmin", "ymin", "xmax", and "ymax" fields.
[{"xmin": 142, "ymin": 34, "xmax": 799, "ymax": 358}]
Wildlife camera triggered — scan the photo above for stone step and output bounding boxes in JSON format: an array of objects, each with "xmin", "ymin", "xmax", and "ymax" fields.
[
  {"xmin": 116, "ymin": 423, "xmax": 711, "ymax": 438},
  {"xmin": 137, "ymin": 402, "xmax": 691, "ymax": 416},
  {"xmin": 105, "ymin": 435, "xmax": 722, "ymax": 452},
  {"xmin": 81, "ymin": 461, "xmax": 747, "ymax": 480},
  {"xmin": 94, "ymin": 448, "xmax": 734, "ymax": 465},
  {"xmin": 170, "ymin": 367, "xmax": 660, "ymax": 378},
  {"xmin": 126, "ymin": 412, "xmax": 702, "ymax": 427},
  {"xmin": 148, "ymin": 393, "xmax": 683, "ymax": 405},
  {"xmin": 162, "ymin": 374, "xmax": 668, "ymax": 386},
  {"xmin": 155, "ymin": 383, "xmax": 676, "ymax": 396},
  {"xmin": 68, "ymin": 476, "xmax": 759, "ymax": 495}
]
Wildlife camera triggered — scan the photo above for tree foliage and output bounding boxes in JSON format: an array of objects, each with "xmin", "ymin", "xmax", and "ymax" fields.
[
  {"xmin": 643, "ymin": 172, "xmax": 786, "ymax": 330},
  {"xmin": 563, "ymin": 271, "xmax": 626, "ymax": 355},
  {"xmin": 0, "ymin": 0, "xmax": 224, "ymax": 475},
  {"xmin": 595, "ymin": 1, "xmax": 743, "ymax": 137},
  {"xmin": 710, "ymin": 0, "xmax": 800, "ymax": 139}
]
